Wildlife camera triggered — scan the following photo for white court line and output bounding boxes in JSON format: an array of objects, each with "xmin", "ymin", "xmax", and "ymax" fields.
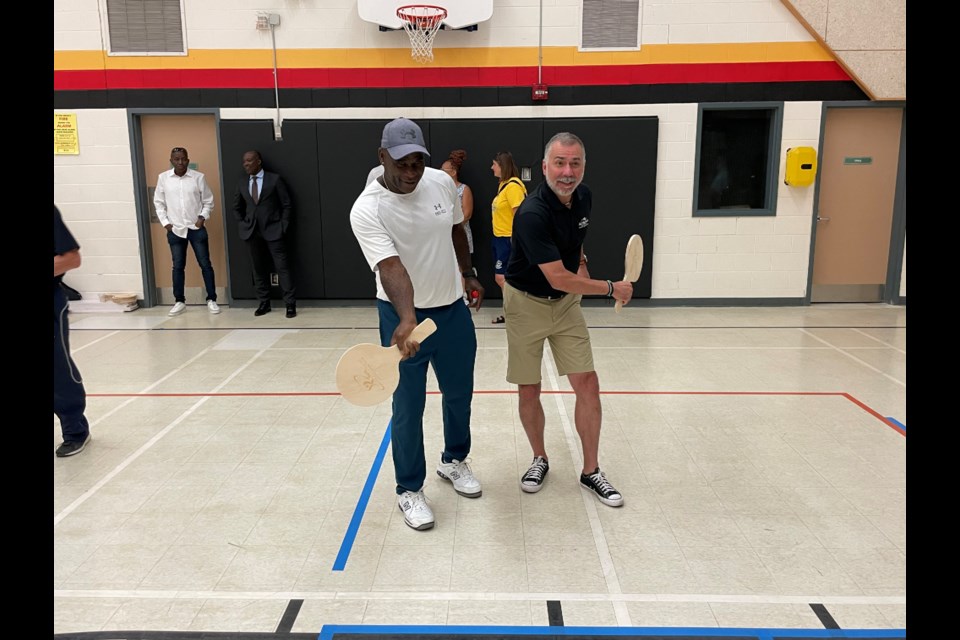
[
  {"xmin": 800, "ymin": 329, "xmax": 905, "ymax": 387},
  {"xmin": 71, "ymin": 330, "xmax": 120, "ymax": 353},
  {"xmin": 52, "ymin": 588, "xmax": 906, "ymax": 606},
  {"xmin": 54, "ymin": 333, "xmax": 280, "ymax": 526},
  {"xmin": 542, "ymin": 345, "xmax": 631, "ymax": 626},
  {"xmin": 852, "ymin": 328, "xmax": 907, "ymax": 354}
]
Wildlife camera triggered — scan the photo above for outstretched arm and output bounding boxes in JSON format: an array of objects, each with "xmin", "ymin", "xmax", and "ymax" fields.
[
  {"xmin": 377, "ymin": 256, "xmax": 421, "ymax": 358},
  {"xmin": 538, "ymin": 260, "xmax": 633, "ymax": 304}
]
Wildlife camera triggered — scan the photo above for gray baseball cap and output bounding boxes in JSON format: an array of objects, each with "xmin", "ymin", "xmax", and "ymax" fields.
[{"xmin": 381, "ymin": 117, "xmax": 430, "ymax": 160}]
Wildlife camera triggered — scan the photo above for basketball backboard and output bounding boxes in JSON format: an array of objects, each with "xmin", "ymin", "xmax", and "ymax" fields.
[{"xmin": 359, "ymin": 0, "xmax": 493, "ymax": 31}]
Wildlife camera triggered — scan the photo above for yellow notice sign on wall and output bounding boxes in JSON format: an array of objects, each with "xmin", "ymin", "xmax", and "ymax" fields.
[{"xmin": 54, "ymin": 113, "xmax": 80, "ymax": 155}]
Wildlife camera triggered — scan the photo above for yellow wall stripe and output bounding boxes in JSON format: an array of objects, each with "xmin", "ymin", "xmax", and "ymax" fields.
[{"xmin": 55, "ymin": 42, "xmax": 835, "ymax": 71}]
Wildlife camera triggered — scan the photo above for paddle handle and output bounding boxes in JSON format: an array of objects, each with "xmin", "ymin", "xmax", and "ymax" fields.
[
  {"xmin": 614, "ymin": 234, "xmax": 644, "ymax": 314},
  {"xmin": 406, "ymin": 318, "xmax": 437, "ymax": 345},
  {"xmin": 615, "ymin": 278, "xmax": 628, "ymax": 313}
]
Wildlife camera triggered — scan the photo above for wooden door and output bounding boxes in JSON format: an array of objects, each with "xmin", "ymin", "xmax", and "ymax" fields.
[{"xmin": 812, "ymin": 108, "xmax": 902, "ymax": 302}]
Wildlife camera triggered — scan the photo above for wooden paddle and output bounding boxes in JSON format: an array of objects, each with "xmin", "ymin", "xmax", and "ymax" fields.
[
  {"xmin": 335, "ymin": 318, "xmax": 437, "ymax": 406},
  {"xmin": 615, "ymin": 234, "xmax": 644, "ymax": 313}
]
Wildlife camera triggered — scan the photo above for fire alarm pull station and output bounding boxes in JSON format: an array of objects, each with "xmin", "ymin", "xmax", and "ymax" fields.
[{"xmin": 532, "ymin": 83, "xmax": 549, "ymax": 101}]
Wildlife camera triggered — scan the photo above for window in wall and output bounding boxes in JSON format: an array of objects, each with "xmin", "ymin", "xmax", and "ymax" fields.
[
  {"xmin": 694, "ymin": 104, "xmax": 783, "ymax": 217},
  {"xmin": 581, "ymin": 0, "xmax": 641, "ymax": 50},
  {"xmin": 105, "ymin": 0, "xmax": 186, "ymax": 55}
]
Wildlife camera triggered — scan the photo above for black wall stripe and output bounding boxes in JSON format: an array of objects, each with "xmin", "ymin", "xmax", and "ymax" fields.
[{"xmin": 54, "ymin": 81, "xmax": 867, "ymax": 110}]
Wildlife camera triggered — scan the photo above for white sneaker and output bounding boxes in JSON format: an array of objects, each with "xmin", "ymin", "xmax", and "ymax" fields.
[
  {"xmin": 168, "ymin": 301, "xmax": 187, "ymax": 316},
  {"xmin": 437, "ymin": 457, "xmax": 482, "ymax": 497},
  {"xmin": 398, "ymin": 490, "xmax": 435, "ymax": 530},
  {"xmin": 207, "ymin": 300, "xmax": 221, "ymax": 314}
]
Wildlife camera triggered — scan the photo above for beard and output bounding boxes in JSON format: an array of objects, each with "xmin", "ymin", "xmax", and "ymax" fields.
[{"xmin": 547, "ymin": 175, "xmax": 581, "ymax": 198}]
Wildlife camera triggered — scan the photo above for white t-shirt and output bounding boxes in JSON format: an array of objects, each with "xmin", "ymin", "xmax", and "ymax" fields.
[
  {"xmin": 365, "ymin": 165, "xmax": 384, "ymax": 187},
  {"xmin": 351, "ymin": 167, "xmax": 464, "ymax": 308}
]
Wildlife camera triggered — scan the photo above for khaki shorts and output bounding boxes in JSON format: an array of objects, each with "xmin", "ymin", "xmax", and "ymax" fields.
[{"xmin": 503, "ymin": 282, "xmax": 594, "ymax": 384}]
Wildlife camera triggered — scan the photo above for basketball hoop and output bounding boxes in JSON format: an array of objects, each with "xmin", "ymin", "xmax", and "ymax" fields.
[{"xmin": 397, "ymin": 4, "xmax": 447, "ymax": 64}]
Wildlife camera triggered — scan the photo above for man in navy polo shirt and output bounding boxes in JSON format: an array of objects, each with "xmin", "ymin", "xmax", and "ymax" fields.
[
  {"xmin": 503, "ymin": 132, "xmax": 633, "ymax": 507},
  {"xmin": 54, "ymin": 205, "xmax": 92, "ymax": 457}
]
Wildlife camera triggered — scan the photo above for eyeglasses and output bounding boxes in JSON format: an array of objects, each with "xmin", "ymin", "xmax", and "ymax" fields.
[{"xmin": 171, "ymin": 147, "xmax": 187, "ymax": 154}]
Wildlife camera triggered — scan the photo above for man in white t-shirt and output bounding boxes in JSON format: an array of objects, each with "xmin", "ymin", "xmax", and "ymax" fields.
[
  {"xmin": 365, "ymin": 164, "xmax": 384, "ymax": 188},
  {"xmin": 349, "ymin": 117, "xmax": 486, "ymax": 531}
]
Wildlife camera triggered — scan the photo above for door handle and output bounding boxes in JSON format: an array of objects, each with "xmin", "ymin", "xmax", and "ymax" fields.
[{"xmin": 817, "ymin": 216, "xmax": 831, "ymax": 222}]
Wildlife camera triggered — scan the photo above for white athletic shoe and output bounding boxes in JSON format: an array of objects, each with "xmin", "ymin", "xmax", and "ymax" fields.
[
  {"xmin": 168, "ymin": 301, "xmax": 187, "ymax": 316},
  {"xmin": 207, "ymin": 300, "xmax": 221, "ymax": 314},
  {"xmin": 437, "ymin": 457, "xmax": 482, "ymax": 497},
  {"xmin": 398, "ymin": 490, "xmax": 435, "ymax": 530}
]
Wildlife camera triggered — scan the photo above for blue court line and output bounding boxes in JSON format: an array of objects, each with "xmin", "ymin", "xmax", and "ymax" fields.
[
  {"xmin": 332, "ymin": 421, "xmax": 392, "ymax": 571},
  {"xmin": 319, "ymin": 624, "xmax": 906, "ymax": 639},
  {"xmin": 886, "ymin": 417, "xmax": 905, "ymax": 431}
]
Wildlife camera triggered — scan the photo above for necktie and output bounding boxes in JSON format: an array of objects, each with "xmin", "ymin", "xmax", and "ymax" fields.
[{"xmin": 251, "ymin": 176, "xmax": 259, "ymax": 204}]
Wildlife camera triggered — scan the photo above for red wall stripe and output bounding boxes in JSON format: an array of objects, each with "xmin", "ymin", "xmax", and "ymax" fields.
[{"xmin": 54, "ymin": 61, "xmax": 848, "ymax": 91}]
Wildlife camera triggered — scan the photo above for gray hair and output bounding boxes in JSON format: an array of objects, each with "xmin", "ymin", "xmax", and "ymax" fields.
[{"xmin": 544, "ymin": 132, "xmax": 586, "ymax": 162}]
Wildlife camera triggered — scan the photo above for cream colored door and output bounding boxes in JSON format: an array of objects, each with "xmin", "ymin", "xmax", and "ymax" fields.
[
  {"xmin": 142, "ymin": 115, "xmax": 227, "ymax": 305},
  {"xmin": 811, "ymin": 108, "xmax": 902, "ymax": 302}
]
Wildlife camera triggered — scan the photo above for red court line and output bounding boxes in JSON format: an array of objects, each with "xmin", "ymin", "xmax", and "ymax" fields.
[
  {"xmin": 89, "ymin": 390, "xmax": 903, "ymax": 435},
  {"xmin": 91, "ymin": 392, "xmax": 340, "ymax": 397},
  {"xmin": 841, "ymin": 392, "xmax": 906, "ymax": 436}
]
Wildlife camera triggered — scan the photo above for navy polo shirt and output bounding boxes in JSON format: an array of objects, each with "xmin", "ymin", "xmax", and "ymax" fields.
[
  {"xmin": 505, "ymin": 181, "xmax": 592, "ymax": 298},
  {"xmin": 54, "ymin": 205, "xmax": 80, "ymax": 288}
]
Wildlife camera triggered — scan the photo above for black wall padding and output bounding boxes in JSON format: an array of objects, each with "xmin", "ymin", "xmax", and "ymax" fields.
[
  {"xmin": 314, "ymin": 120, "xmax": 396, "ymax": 299},
  {"xmin": 542, "ymin": 117, "xmax": 658, "ymax": 300},
  {"xmin": 429, "ymin": 119, "xmax": 544, "ymax": 298},
  {"xmin": 218, "ymin": 116, "xmax": 658, "ymax": 301},
  {"xmin": 219, "ymin": 120, "xmax": 326, "ymax": 300}
]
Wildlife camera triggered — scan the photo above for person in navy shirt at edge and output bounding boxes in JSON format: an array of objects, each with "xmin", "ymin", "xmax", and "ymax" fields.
[{"xmin": 54, "ymin": 205, "xmax": 92, "ymax": 457}]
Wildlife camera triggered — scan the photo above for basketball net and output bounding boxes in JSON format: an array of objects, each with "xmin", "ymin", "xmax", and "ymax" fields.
[{"xmin": 397, "ymin": 5, "xmax": 446, "ymax": 64}]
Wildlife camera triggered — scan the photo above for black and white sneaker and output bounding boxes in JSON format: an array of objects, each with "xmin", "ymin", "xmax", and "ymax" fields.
[
  {"xmin": 520, "ymin": 456, "xmax": 549, "ymax": 493},
  {"xmin": 56, "ymin": 434, "xmax": 91, "ymax": 458},
  {"xmin": 580, "ymin": 467, "xmax": 623, "ymax": 507}
]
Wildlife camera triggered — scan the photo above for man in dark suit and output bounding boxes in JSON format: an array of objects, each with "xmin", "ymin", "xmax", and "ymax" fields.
[{"xmin": 232, "ymin": 150, "xmax": 297, "ymax": 317}]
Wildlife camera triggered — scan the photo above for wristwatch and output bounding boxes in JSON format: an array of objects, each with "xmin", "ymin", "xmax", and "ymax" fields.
[{"xmin": 462, "ymin": 267, "xmax": 478, "ymax": 279}]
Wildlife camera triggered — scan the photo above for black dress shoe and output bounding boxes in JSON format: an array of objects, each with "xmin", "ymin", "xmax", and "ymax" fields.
[
  {"xmin": 254, "ymin": 302, "xmax": 272, "ymax": 316},
  {"xmin": 285, "ymin": 304, "xmax": 297, "ymax": 318}
]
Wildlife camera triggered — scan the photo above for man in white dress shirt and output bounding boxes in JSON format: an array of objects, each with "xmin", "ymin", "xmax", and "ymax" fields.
[{"xmin": 153, "ymin": 146, "xmax": 220, "ymax": 316}]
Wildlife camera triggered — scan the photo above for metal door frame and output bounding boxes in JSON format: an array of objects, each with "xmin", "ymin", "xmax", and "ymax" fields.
[{"xmin": 126, "ymin": 108, "xmax": 225, "ymax": 308}]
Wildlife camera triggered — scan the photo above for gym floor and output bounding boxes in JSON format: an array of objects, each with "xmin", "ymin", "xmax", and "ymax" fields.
[{"xmin": 53, "ymin": 301, "xmax": 906, "ymax": 639}]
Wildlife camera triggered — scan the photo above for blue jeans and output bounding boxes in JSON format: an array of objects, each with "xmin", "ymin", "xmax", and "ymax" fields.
[
  {"xmin": 378, "ymin": 299, "xmax": 477, "ymax": 494},
  {"xmin": 168, "ymin": 227, "xmax": 217, "ymax": 302}
]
